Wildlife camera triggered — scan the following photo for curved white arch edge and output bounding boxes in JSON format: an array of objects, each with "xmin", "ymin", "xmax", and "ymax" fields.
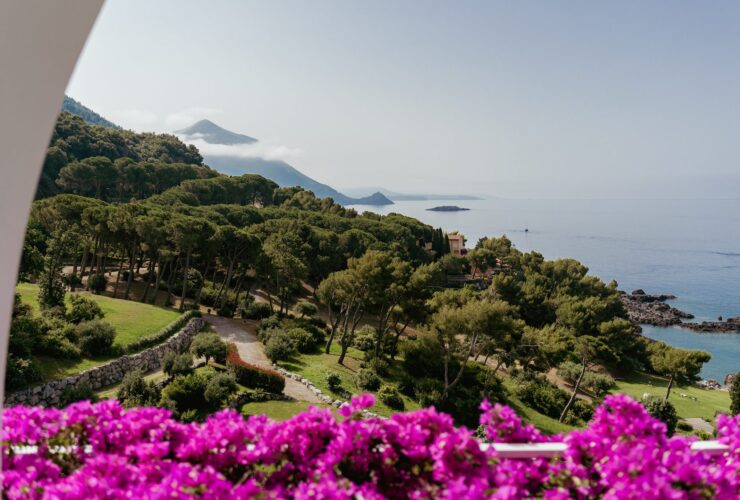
[{"xmin": 0, "ymin": 0, "xmax": 104, "ymax": 421}]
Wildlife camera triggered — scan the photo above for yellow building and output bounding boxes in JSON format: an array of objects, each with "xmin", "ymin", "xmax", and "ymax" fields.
[{"xmin": 447, "ymin": 233, "xmax": 465, "ymax": 256}]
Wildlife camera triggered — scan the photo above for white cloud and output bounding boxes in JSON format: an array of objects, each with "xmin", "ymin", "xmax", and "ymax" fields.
[
  {"xmin": 113, "ymin": 109, "xmax": 158, "ymax": 128},
  {"xmin": 178, "ymin": 136, "xmax": 303, "ymax": 161},
  {"xmin": 164, "ymin": 107, "xmax": 224, "ymax": 129}
]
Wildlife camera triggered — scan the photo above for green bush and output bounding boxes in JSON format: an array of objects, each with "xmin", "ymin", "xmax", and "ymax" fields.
[
  {"xmin": 203, "ymin": 372, "xmax": 237, "ymax": 407},
  {"xmin": 295, "ymin": 299, "xmax": 318, "ymax": 318},
  {"xmin": 730, "ymin": 371, "xmax": 740, "ymax": 416},
  {"xmin": 513, "ymin": 371, "xmax": 569, "ymax": 419},
  {"xmin": 58, "ymin": 383, "xmax": 97, "ymax": 407},
  {"xmin": 5, "ymin": 355, "xmax": 41, "ymax": 391},
  {"xmin": 88, "ymin": 274, "xmax": 108, "ymax": 294},
  {"xmin": 159, "ymin": 372, "xmax": 209, "ymax": 415},
  {"xmin": 586, "ymin": 372, "xmax": 616, "ymax": 397},
  {"xmin": 217, "ymin": 304, "xmax": 234, "ymax": 317},
  {"xmin": 377, "ymin": 384, "xmax": 405, "ymax": 410},
  {"xmin": 117, "ymin": 369, "xmax": 160, "ymax": 408},
  {"xmin": 397, "ymin": 375, "xmax": 417, "ymax": 398},
  {"xmin": 163, "ymin": 351, "xmax": 193, "ymax": 377},
  {"xmin": 38, "ymin": 318, "xmax": 80, "ymax": 359},
  {"xmin": 75, "ymin": 320, "xmax": 115, "ymax": 356},
  {"xmin": 124, "ymin": 310, "xmax": 200, "ymax": 354},
  {"xmin": 401, "ymin": 336, "xmax": 446, "ymax": 379},
  {"xmin": 286, "ymin": 327, "xmax": 315, "ymax": 353},
  {"xmin": 355, "ymin": 368, "xmax": 381, "ymax": 391},
  {"xmin": 264, "ymin": 330, "xmax": 296, "ymax": 362},
  {"xmin": 676, "ymin": 421, "xmax": 694, "ymax": 432},
  {"xmin": 243, "ymin": 302, "xmax": 273, "ymax": 320},
  {"xmin": 353, "ymin": 325, "xmax": 376, "ymax": 352},
  {"xmin": 190, "ymin": 332, "xmax": 229, "ymax": 364},
  {"xmin": 644, "ymin": 396, "xmax": 678, "ymax": 436},
  {"xmin": 364, "ymin": 355, "xmax": 391, "ymax": 376},
  {"xmin": 327, "ymin": 373, "xmax": 342, "ymax": 392},
  {"xmin": 67, "ymin": 294, "xmax": 104, "ymax": 324},
  {"xmin": 226, "ymin": 344, "xmax": 285, "ymax": 393}
]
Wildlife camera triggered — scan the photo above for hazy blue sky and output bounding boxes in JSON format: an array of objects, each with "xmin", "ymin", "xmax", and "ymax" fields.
[{"xmin": 67, "ymin": 0, "xmax": 740, "ymax": 198}]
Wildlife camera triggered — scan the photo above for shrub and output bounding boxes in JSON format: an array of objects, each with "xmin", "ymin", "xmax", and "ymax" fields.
[
  {"xmin": 513, "ymin": 371, "xmax": 569, "ymax": 419},
  {"xmin": 163, "ymin": 351, "xmax": 194, "ymax": 377},
  {"xmin": 327, "ymin": 373, "xmax": 342, "ymax": 392},
  {"xmin": 124, "ymin": 310, "xmax": 200, "ymax": 354},
  {"xmin": 226, "ymin": 344, "xmax": 285, "ymax": 394},
  {"xmin": 644, "ymin": 396, "xmax": 678, "ymax": 436},
  {"xmin": 353, "ymin": 325, "xmax": 376, "ymax": 352},
  {"xmin": 257, "ymin": 315, "xmax": 281, "ymax": 338},
  {"xmin": 117, "ymin": 369, "xmax": 160, "ymax": 408},
  {"xmin": 38, "ymin": 319, "xmax": 81, "ymax": 359},
  {"xmin": 203, "ymin": 373, "xmax": 238, "ymax": 407},
  {"xmin": 377, "ymin": 384, "xmax": 405, "ymax": 410},
  {"xmin": 676, "ymin": 421, "xmax": 694, "ymax": 432},
  {"xmin": 67, "ymin": 294, "xmax": 104, "ymax": 324},
  {"xmin": 242, "ymin": 302, "xmax": 273, "ymax": 320},
  {"xmin": 295, "ymin": 300, "xmax": 318, "ymax": 318},
  {"xmin": 58, "ymin": 384, "xmax": 97, "ymax": 407},
  {"xmin": 264, "ymin": 330, "xmax": 296, "ymax": 362},
  {"xmin": 159, "ymin": 372, "xmax": 209, "ymax": 415},
  {"xmin": 586, "ymin": 372, "xmax": 616, "ymax": 397},
  {"xmin": 39, "ymin": 273, "xmax": 65, "ymax": 310},
  {"xmin": 75, "ymin": 320, "xmax": 116, "ymax": 356},
  {"xmin": 286, "ymin": 327, "xmax": 315, "ymax": 353},
  {"xmin": 5, "ymin": 355, "xmax": 41, "ymax": 391},
  {"xmin": 217, "ymin": 304, "xmax": 234, "ymax": 318},
  {"xmin": 364, "ymin": 355, "xmax": 391, "ymax": 376},
  {"xmin": 88, "ymin": 274, "xmax": 108, "ymax": 294},
  {"xmin": 190, "ymin": 332, "xmax": 229, "ymax": 364},
  {"xmin": 355, "ymin": 369, "xmax": 381, "ymax": 391},
  {"xmin": 401, "ymin": 336, "xmax": 445, "ymax": 379},
  {"xmin": 730, "ymin": 371, "xmax": 740, "ymax": 416},
  {"xmin": 397, "ymin": 375, "xmax": 417, "ymax": 398}
]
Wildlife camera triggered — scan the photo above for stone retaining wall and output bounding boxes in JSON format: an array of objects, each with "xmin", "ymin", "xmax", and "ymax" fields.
[
  {"xmin": 5, "ymin": 317, "xmax": 205, "ymax": 407},
  {"xmin": 272, "ymin": 364, "xmax": 379, "ymax": 419}
]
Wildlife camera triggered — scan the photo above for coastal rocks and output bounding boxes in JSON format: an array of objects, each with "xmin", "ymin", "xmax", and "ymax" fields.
[
  {"xmin": 621, "ymin": 290, "xmax": 693, "ymax": 326},
  {"xmin": 5, "ymin": 317, "xmax": 205, "ymax": 407},
  {"xmin": 682, "ymin": 317, "xmax": 740, "ymax": 333}
]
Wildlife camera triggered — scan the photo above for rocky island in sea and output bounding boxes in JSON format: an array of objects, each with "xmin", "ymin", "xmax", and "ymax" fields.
[
  {"xmin": 621, "ymin": 289, "xmax": 740, "ymax": 333},
  {"xmin": 426, "ymin": 205, "xmax": 470, "ymax": 212}
]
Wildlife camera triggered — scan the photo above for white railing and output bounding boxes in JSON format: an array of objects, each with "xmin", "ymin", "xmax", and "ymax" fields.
[{"xmin": 8, "ymin": 440, "xmax": 730, "ymax": 459}]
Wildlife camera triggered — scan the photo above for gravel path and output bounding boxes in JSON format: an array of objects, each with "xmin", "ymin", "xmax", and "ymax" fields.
[{"xmin": 205, "ymin": 315, "xmax": 320, "ymax": 403}]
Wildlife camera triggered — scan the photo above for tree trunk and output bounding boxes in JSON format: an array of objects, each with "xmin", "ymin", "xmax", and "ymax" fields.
[
  {"xmin": 113, "ymin": 258, "xmax": 124, "ymax": 297},
  {"xmin": 179, "ymin": 250, "xmax": 191, "ymax": 312},
  {"xmin": 664, "ymin": 374, "xmax": 675, "ymax": 402},
  {"xmin": 559, "ymin": 360, "xmax": 587, "ymax": 423},
  {"xmin": 166, "ymin": 259, "xmax": 179, "ymax": 307},
  {"xmin": 152, "ymin": 258, "xmax": 166, "ymax": 305},
  {"xmin": 141, "ymin": 256, "xmax": 156, "ymax": 303},
  {"xmin": 442, "ymin": 332, "xmax": 479, "ymax": 401},
  {"xmin": 124, "ymin": 245, "xmax": 137, "ymax": 300}
]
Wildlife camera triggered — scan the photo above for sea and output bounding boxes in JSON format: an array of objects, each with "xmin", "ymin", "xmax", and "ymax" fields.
[{"xmin": 357, "ymin": 198, "xmax": 740, "ymax": 381}]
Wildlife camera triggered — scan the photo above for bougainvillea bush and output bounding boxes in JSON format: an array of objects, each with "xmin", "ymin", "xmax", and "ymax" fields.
[{"xmin": 1, "ymin": 394, "xmax": 738, "ymax": 498}]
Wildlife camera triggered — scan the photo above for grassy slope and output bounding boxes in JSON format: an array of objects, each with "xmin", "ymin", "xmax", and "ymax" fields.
[
  {"xmin": 17, "ymin": 283, "xmax": 181, "ymax": 381},
  {"xmin": 241, "ymin": 400, "xmax": 320, "ymax": 421},
  {"xmin": 613, "ymin": 372, "xmax": 730, "ymax": 422},
  {"xmin": 278, "ymin": 344, "xmax": 420, "ymax": 418}
]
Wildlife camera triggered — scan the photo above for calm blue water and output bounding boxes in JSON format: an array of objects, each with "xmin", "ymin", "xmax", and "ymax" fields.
[{"xmin": 358, "ymin": 198, "xmax": 740, "ymax": 381}]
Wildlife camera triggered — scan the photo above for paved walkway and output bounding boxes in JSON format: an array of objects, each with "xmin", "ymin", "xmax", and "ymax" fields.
[
  {"xmin": 685, "ymin": 417, "xmax": 714, "ymax": 434},
  {"xmin": 205, "ymin": 315, "xmax": 320, "ymax": 403}
]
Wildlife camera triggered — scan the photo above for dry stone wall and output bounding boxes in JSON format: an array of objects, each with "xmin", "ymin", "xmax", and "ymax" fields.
[{"xmin": 5, "ymin": 317, "xmax": 204, "ymax": 407}]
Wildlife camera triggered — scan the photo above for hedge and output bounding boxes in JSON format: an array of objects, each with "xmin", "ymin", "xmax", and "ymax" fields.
[
  {"xmin": 225, "ymin": 343, "xmax": 285, "ymax": 394},
  {"xmin": 124, "ymin": 310, "xmax": 201, "ymax": 354}
]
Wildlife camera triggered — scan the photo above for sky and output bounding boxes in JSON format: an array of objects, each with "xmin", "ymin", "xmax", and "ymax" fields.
[{"xmin": 67, "ymin": 0, "xmax": 740, "ymax": 199}]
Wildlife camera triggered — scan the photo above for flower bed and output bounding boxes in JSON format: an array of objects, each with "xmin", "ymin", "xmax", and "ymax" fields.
[{"xmin": 1, "ymin": 394, "xmax": 738, "ymax": 498}]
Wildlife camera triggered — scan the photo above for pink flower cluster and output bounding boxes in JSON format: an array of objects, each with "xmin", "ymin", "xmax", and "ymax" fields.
[{"xmin": 1, "ymin": 394, "xmax": 738, "ymax": 498}]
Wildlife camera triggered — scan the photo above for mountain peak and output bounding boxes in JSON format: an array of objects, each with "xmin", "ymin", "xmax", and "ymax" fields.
[{"xmin": 176, "ymin": 119, "xmax": 257, "ymax": 145}]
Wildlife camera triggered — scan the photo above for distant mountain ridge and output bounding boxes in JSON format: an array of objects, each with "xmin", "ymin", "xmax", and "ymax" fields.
[
  {"xmin": 175, "ymin": 120, "xmax": 257, "ymax": 145},
  {"xmin": 62, "ymin": 95, "xmax": 120, "ymax": 129},
  {"xmin": 177, "ymin": 120, "xmax": 392, "ymax": 206}
]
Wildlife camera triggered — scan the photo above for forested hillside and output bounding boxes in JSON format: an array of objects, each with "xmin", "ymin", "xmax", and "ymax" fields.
[{"xmin": 10, "ymin": 108, "xmax": 719, "ymax": 433}]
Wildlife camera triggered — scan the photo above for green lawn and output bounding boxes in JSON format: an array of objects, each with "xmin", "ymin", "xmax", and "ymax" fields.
[
  {"xmin": 613, "ymin": 372, "xmax": 730, "ymax": 422},
  {"xmin": 16, "ymin": 283, "xmax": 181, "ymax": 382},
  {"xmin": 241, "ymin": 400, "xmax": 322, "ymax": 421},
  {"xmin": 17, "ymin": 283, "xmax": 180, "ymax": 348},
  {"xmin": 278, "ymin": 344, "xmax": 420, "ymax": 417}
]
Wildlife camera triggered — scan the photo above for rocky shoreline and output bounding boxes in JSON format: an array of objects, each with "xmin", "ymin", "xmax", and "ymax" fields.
[{"xmin": 621, "ymin": 289, "xmax": 740, "ymax": 333}]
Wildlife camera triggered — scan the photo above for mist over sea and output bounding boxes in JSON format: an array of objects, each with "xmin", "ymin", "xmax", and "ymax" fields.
[{"xmin": 359, "ymin": 198, "xmax": 740, "ymax": 381}]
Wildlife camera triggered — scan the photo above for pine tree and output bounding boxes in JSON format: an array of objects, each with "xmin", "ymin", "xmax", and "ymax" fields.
[{"xmin": 731, "ymin": 372, "xmax": 740, "ymax": 416}]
